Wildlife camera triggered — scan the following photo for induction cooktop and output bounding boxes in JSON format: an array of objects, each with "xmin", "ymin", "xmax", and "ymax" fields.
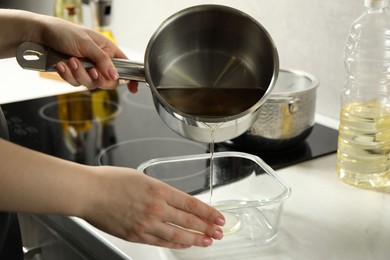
[{"xmin": 2, "ymin": 83, "xmax": 338, "ymax": 172}]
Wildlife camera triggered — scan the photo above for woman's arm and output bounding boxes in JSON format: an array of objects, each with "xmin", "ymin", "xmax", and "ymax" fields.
[
  {"xmin": 0, "ymin": 9, "xmax": 43, "ymax": 59},
  {"xmin": 0, "ymin": 139, "xmax": 225, "ymax": 248},
  {"xmin": 0, "ymin": 9, "xmax": 224, "ymax": 248},
  {"xmin": 0, "ymin": 9, "xmax": 138, "ymax": 92},
  {"xmin": 0, "ymin": 138, "xmax": 91, "ymax": 215}
]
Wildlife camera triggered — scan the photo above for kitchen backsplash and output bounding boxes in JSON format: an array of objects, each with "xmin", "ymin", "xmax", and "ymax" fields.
[{"xmin": 1, "ymin": 0, "xmax": 364, "ymax": 122}]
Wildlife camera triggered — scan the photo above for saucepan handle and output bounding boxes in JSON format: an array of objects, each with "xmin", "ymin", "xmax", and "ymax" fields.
[{"xmin": 16, "ymin": 42, "xmax": 146, "ymax": 82}]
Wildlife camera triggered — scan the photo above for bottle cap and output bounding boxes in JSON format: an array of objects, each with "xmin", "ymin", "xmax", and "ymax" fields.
[{"xmin": 365, "ymin": 0, "xmax": 389, "ymax": 8}]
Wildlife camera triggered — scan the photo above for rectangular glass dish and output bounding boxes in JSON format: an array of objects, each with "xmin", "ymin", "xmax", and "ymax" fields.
[{"xmin": 137, "ymin": 151, "xmax": 291, "ymax": 259}]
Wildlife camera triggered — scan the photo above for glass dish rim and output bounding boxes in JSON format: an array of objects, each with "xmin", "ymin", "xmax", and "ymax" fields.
[{"xmin": 136, "ymin": 151, "xmax": 292, "ymax": 209}]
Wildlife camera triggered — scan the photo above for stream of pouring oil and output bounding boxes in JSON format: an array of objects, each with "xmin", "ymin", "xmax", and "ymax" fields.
[
  {"xmin": 200, "ymin": 121, "xmax": 224, "ymax": 204},
  {"xmin": 157, "ymin": 85, "xmax": 256, "ymax": 234},
  {"xmin": 202, "ymin": 121, "xmax": 242, "ymax": 235}
]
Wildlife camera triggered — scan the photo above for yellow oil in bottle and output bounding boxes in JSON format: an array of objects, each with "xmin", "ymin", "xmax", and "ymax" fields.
[{"xmin": 336, "ymin": 100, "xmax": 390, "ymax": 189}]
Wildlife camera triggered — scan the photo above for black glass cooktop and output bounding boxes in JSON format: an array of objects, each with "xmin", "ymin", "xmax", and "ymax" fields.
[{"xmin": 2, "ymin": 82, "xmax": 338, "ymax": 171}]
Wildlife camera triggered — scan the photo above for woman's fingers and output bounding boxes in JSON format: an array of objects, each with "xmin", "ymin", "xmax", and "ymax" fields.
[
  {"xmin": 164, "ymin": 207, "xmax": 224, "ymax": 240},
  {"xmin": 68, "ymin": 57, "xmax": 96, "ymax": 88},
  {"xmin": 56, "ymin": 58, "xmax": 119, "ymax": 89},
  {"xmin": 151, "ymin": 222, "xmax": 215, "ymax": 247},
  {"xmin": 132, "ymin": 220, "xmax": 214, "ymax": 248},
  {"xmin": 78, "ymin": 37, "xmax": 121, "ymax": 83},
  {"xmin": 167, "ymin": 190, "xmax": 226, "ymax": 227},
  {"xmin": 121, "ymin": 179, "xmax": 223, "ymax": 248},
  {"xmin": 56, "ymin": 61, "xmax": 80, "ymax": 86}
]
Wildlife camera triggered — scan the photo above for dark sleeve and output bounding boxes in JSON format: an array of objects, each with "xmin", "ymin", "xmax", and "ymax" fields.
[
  {"xmin": 0, "ymin": 212, "xmax": 23, "ymax": 260},
  {"xmin": 0, "ymin": 106, "xmax": 9, "ymax": 140},
  {"xmin": 0, "ymin": 107, "xmax": 23, "ymax": 259}
]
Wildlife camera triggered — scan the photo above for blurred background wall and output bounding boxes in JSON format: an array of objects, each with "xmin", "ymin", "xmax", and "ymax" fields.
[{"xmin": 0, "ymin": 0, "xmax": 366, "ymax": 122}]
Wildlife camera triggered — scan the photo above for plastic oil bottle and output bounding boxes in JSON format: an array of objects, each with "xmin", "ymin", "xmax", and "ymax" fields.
[{"xmin": 336, "ymin": 0, "xmax": 390, "ymax": 189}]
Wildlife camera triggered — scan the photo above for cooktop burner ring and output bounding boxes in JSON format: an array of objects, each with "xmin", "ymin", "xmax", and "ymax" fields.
[
  {"xmin": 95, "ymin": 136, "xmax": 208, "ymax": 169},
  {"xmin": 2, "ymin": 86, "xmax": 338, "ymax": 179},
  {"xmin": 38, "ymin": 96, "xmax": 121, "ymax": 124}
]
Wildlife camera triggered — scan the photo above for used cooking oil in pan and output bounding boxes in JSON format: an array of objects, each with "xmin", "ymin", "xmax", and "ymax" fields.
[{"xmin": 156, "ymin": 86, "xmax": 266, "ymax": 117}]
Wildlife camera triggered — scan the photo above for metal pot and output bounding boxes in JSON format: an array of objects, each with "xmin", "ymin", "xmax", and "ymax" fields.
[
  {"xmin": 16, "ymin": 5, "xmax": 279, "ymax": 143},
  {"xmin": 144, "ymin": 5, "xmax": 279, "ymax": 143},
  {"xmin": 225, "ymin": 69, "xmax": 319, "ymax": 151}
]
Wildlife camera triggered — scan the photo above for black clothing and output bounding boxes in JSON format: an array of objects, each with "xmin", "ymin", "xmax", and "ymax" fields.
[
  {"xmin": 0, "ymin": 212, "xmax": 23, "ymax": 260},
  {"xmin": 0, "ymin": 105, "xmax": 23, "ymax": 259}
]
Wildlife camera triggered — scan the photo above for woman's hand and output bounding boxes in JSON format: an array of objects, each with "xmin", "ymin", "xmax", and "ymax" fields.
[
  {"xmin": 0, "ymin": 9, "xmax": 137, "ymax": 92},
  {"xmin": 0, "ymin": 140, "xmax": 224, "ymax": 249},
  {"xmin": 83, "ymin": 166, "xmax": 225, "ymax": 249},
  {"xmin": 39, "ymin": 16, "xmax": 137, "ymax": 91}
]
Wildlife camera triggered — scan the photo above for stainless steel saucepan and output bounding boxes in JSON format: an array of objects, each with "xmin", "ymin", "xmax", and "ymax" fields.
[{"xmin": 16, "ymin": 5, "xmax": 279, "ymax": 143}]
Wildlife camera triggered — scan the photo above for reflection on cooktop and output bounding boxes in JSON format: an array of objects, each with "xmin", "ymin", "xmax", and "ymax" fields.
[
  {"xmin": 96, "ymin": 137, "xmax": 208, "ymax": 168},
  {"xmin": 2, "ymin": 84, "xmax": 338, "ymax": 171}
]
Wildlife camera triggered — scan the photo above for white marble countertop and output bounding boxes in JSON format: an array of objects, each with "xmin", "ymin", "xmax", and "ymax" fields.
[
  {"xmin": 74, "ymin": 153, "xmax": 389, "ymax": 260},
  {"xmin": 1, "ymin": 54, "xmax": 388, "ymax": 259}
]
